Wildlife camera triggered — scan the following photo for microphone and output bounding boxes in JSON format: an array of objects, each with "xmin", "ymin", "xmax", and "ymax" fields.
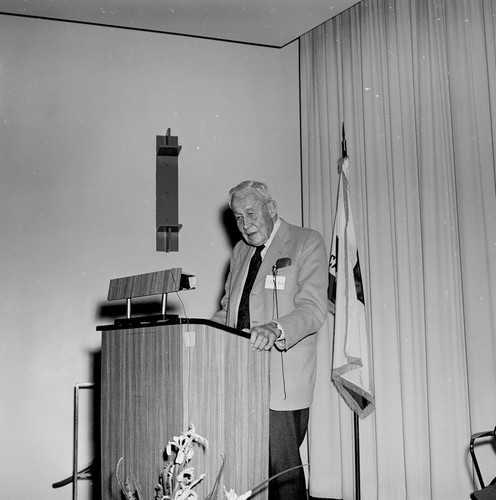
[{"xmin": 272, "ymin": 257, "xmax": 291, "ymax": 318}]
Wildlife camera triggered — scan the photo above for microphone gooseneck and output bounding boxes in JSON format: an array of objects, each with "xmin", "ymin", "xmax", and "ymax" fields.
[{"xmin": 272, "ymin": 257, "xmax": 291, "ymax": 318}]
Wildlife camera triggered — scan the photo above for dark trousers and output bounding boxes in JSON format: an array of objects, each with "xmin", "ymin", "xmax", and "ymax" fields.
[{"xmin": 269, "ymin": 408, "xmax": 309, "ymax": 500}]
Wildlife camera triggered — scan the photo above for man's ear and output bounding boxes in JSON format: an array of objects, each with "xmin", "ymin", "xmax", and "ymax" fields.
[{"xmin": 268, "ymin": 200, "xmax": 277, "ymax": 218}]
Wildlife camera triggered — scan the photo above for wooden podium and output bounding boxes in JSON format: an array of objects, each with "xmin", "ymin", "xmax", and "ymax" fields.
[{"xmin": 99, "ymin": 318, "xmax": 270, "ymax": 500}]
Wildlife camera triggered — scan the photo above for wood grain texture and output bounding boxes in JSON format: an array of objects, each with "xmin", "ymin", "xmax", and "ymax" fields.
[
  {"xmin": 100, "ymin": 322, "xmax": 270, "ymax": 500},
  {"xmin": 107, "ymin": 268, "xmax": 183, "ymax": 300}
]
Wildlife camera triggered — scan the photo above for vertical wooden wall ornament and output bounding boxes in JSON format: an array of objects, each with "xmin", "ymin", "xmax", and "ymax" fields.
[{"xmin": 156, "ymin": 129, "xmax": 182, "ymax": 252}]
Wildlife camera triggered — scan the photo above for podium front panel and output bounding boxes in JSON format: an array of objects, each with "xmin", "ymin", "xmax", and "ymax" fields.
[{"xmin": 100, "ymin": 322, "xmax": 270, "ymax": 499}]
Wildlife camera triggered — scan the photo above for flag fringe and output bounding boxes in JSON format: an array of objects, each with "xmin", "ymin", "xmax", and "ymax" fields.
[{"xmin": 332, "ymin": 373, "xmax": 375, "ymax": 419}]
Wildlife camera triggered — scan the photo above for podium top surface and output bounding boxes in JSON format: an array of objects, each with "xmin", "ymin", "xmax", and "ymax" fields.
[{"xmin": 97, "ymin": 317, "xmax": 249, "ymax": 338}]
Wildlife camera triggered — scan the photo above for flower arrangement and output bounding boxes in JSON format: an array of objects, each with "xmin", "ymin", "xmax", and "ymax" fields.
[
  {"xmin": 155, "ymin": 424, "xmax": 209, "ymax": 500},
  {"xmin": 116, "ymin": 424, "xmax": 251, "ymax": 500},
  {"xmin": 116, "ymin": 424, "xmax": 303, "ymax": 500}
]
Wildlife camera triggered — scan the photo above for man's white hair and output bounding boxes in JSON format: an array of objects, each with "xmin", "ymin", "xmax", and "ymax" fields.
[{"xmin": 228, "ymin": 180, "xmax": 273, "ymax": 208}]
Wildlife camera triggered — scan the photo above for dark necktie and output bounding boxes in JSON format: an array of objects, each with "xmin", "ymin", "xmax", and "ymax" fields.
[{"xmin": 236, "ymin": 245, "xmax": 264, "ymax": 330}]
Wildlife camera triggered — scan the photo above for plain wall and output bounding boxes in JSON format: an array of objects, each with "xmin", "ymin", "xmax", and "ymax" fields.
[{"xmin": 0, "ymin": 15, "xmax": 301, "ymax": 498}]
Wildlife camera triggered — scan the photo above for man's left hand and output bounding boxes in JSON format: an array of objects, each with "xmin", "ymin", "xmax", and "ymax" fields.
[{"xmin": 250, "ymin": 323, "xmax": 281, "ymax": 351}]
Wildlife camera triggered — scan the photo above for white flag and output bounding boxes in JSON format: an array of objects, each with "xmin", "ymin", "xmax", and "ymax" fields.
[{"xmin": 329, "ymin": 157, "xmax": 374, "ymax": 418}]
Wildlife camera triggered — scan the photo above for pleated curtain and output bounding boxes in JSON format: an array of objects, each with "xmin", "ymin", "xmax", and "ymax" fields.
[{"xmin": 299, "ymin": 1, "xmax": 496, "ymax": 499}]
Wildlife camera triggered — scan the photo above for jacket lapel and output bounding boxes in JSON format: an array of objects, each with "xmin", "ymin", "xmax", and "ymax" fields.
[{"xmin": 255, "ymin": 218, "xmax": 291, "ymax": 288}]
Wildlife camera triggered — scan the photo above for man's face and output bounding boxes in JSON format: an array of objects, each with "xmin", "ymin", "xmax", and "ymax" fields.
[{"xmin": 231, "ymin": 190, "xmax": 277, "ymax": 247}]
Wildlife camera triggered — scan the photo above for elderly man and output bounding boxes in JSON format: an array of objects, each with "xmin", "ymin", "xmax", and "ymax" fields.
[{"xmin": 211, "ymin": 180, "xmax": 328, "ymax": 500}]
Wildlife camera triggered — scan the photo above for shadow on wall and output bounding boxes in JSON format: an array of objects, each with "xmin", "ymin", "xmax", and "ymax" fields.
[
  {"xmin": 97, "ymin": 297, "xmax": 168, "ymax": 322},
  {"xmin": 90, "ymin": 351, "xmax": 102, "ymax": 500},
  {"xmin": 215, "ymin": 204, "xmax": 241, "ymax": 307}
]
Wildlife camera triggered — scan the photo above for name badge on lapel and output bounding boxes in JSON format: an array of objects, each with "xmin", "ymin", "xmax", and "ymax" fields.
[{"xmin": 265, "ymin": 275, "xmax": 286, "ymax": 290}]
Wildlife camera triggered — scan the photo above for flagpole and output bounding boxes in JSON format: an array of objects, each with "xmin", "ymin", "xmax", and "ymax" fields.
[
  {"xmin": 341, "ymin": 122, "xmax": 361, "ymax": 500},
  {"xmin": 354, "ymin": 413, "xmax": 361, "ymax": 500}
]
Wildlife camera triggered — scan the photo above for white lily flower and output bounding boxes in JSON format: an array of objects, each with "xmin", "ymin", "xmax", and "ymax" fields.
[{"xmin": 223, "ymin": 485, "xmax": 252, "ymax": 500}]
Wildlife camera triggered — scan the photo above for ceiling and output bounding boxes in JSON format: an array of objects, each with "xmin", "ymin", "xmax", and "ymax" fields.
[{"xmin": 0, "ymin": 0, "xmax": 360, "ymax": 48}]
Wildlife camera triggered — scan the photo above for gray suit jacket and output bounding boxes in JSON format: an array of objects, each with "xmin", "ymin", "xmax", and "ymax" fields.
[{"xmin": 212, "ymin": 218, "xmax": 328, "ymax": 410}]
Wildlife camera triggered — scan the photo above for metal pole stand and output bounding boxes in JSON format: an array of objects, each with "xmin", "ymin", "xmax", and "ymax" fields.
[{"xmin": 73, "ymin": 383, "xmax": 94, "ymax": 500}]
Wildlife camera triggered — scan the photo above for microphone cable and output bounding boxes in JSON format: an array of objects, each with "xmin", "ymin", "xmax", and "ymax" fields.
[{"xmin": 272, "ymin": 263, "xmax": 287, "ymax": 400}]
